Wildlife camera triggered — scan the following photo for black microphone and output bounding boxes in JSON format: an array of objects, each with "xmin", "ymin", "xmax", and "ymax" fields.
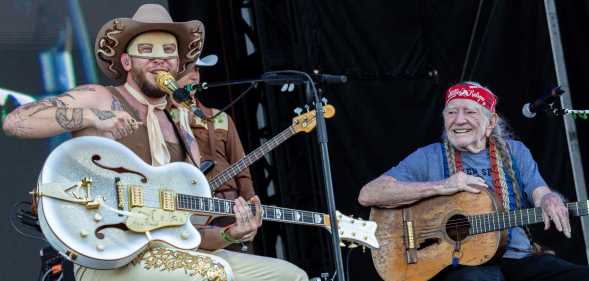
[
  {"xmin": 312, "ymin": 73, "xmax": 348, "ymax": 84},
  {"xmin": 522, "ymin": 86, "xmax": 565, "ymax": 118}
]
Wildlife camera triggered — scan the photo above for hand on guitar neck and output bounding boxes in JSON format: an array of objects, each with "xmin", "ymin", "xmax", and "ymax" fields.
[
  {"xmin": 535, "ymin": 187, "xmax": 571, "ymax": 238},
  {"xmin": 226, "ymin": 196, "xmax": 263, "ymax": 242}
]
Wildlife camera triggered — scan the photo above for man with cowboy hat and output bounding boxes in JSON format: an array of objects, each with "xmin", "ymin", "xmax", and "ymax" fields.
[{"xmin": 3, "ymin": 3, "xmax": 307, "ymax": 281}]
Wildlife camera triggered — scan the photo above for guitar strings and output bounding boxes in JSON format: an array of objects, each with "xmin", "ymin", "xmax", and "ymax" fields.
[
  {"xmin": 127, "ymin": 192, "xmax": 326, "ymax": 223},
  {"xmin": 412, "ymin": 202, "xmax": 587, "ymax": 231}
]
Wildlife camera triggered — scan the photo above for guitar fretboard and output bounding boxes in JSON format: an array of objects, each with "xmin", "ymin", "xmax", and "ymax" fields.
[
  {"xmin": 467, "ymin": 201, "xmax": 589, "ymax": 235},
  {"xmin": 209, "ymin": 127, "xmax": 296, "ymax": 191},
  {"xmin": 176, "ymin": 193, "xmax": 327, "ymax": 226}
]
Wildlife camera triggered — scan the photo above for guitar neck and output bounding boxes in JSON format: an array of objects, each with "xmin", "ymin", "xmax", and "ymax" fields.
[
  {"xmin": 176, "ymin": 193, "xmax": 329, "ymax": 227},
  {"xmin": 468, "ymin": 201, "xmax": 589, "ymax": 235},
  {"xmin": 209, "ymin": 126, "xmax": 297, "ymax": 191}
]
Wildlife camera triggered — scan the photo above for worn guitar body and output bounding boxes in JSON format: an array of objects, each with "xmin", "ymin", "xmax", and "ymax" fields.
[
  {"xmin": 37, "ymin": 136, "xmax": 211, "ymax": 269},
  {"xmin": 370, "ymin": 189, "xmax": 506, "ymax": 281}
]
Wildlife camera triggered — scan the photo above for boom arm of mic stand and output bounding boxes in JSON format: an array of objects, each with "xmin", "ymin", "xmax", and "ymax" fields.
[
  {"xmin": 188, "ymin": 78, "xmax": 270, "ymax": 92},
  {"xmin": 188, "ymin": 72, "xmax": 313, "ymax": 92}
]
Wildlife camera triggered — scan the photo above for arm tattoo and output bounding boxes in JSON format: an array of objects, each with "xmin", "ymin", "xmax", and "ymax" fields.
[
  {"xmin": 111, "ymin": 96, "xmax": 124, "ymax": 111},
  {"xmin": 90, "ymin": 108, "xmax": 115, "ymax": 120},
  {"xmin": 3, "ymin": 111, "xmax": 33, "ymax": 137},
  {"xmin": 18, "ymin": 93, "xmax": 76, "ymax": 116},
  {"xmin": 55, "ymin": 108, "xmax": 84, "ymax": 130},
  {"xmin": 68, "ymin": 86, "xmax": 96, "ymax": 92}
]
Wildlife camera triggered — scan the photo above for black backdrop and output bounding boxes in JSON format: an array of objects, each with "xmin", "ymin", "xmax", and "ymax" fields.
[{"xmin": 171, "ymin": 1, "xmax": 589, "ymax": 280}]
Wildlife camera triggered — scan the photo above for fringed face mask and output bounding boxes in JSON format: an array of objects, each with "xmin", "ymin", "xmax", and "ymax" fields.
[{"xmin": 126, "ymin": 31, "xmax": 178, "ymax": 60}]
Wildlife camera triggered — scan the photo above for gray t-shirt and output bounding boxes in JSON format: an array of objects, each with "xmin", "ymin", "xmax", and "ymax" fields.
[{"xmin": 384, "ymin": 140, "xmax": 547, "ymax": 259}]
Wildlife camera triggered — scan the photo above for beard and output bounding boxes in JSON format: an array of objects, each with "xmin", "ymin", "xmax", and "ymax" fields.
[{"xmin": 130, "ymin": 67, "xmax": 178, "ymax": 98}]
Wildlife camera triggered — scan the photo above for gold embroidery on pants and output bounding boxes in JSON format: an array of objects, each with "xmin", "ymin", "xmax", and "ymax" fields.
[{"xmin": 133, "ymin": 247, "xmax": 227, "ymax": 281}]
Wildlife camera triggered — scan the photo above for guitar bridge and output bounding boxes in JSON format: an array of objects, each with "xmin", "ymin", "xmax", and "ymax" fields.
[{"xmin": 402, "ymin": 208, "xmax": 418, "ymax": 264}]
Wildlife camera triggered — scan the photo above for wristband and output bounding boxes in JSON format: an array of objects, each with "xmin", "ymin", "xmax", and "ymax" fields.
[{"xmin": 220, "ymin": 226, "xmax": 241, "ymax": 244}]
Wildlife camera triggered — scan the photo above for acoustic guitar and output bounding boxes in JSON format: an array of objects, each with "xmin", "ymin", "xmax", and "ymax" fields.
[{"xmin": 370, "ymin": 188, "xmax": 588, "ymax": 281}]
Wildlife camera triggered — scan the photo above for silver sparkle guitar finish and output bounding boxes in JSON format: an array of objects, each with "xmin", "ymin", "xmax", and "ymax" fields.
[{"xmin": 37, "ymin": 136, "xmax": 209, "ymax": 269}]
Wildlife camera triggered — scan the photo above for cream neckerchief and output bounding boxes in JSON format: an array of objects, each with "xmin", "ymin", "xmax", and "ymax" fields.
[{"xmin": 124, "ymin": 83, "xmax": 170, "ymax": 166}]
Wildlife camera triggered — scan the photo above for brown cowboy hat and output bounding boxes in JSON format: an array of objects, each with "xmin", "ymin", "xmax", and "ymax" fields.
[{"xmin": 94, "ymin": 4, "xmax": 204, "ymax": 81}]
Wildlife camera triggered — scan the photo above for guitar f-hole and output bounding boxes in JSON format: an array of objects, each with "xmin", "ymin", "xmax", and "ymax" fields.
[{"xmin": 95, "ymin": 223, "xmax": 129, "ymax": 239}]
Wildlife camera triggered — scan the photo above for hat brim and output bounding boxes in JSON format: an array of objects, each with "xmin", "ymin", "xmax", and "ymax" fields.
[{"xmin": 95, "ymin": 18, "xmax": 205, "ymax": 81}]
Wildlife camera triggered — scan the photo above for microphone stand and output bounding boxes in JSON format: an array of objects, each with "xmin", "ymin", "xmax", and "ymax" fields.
[
  {"xmin": 268, "ymin": 70, "xmax": 346, "ymax": 281},
  {"xmin": 307, "ymin": 79, "xmax": 347, "ymax": 281},
  {"xmin": 189, "ymin": 71, "xmax": 347, "ymax": 281},
  {"xmin": 532, "ymin": 102, "xmax": 589, "ymax": 119},
  {"xmin": 550, "ymin": 105, "xmax": 589, "ymax": 119}
]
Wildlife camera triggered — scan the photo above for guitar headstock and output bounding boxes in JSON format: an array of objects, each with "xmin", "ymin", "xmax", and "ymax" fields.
[
  {"xmin": 291, "ymin": 103, "xmax": 336, "ymax": 133},
  {"xmin": 333, "ymin": 211, "xmax": 379, "ymax": 249}
]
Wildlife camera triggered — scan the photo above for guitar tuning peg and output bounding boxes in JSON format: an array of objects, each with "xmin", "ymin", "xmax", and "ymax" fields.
[
  {"xmin": 362, "ymin": 246, "xmax": 366, "ymax": 253},
  {"xmin": 348, "ymin": 242, "xmax": 358, "ymax": 249},
  {"xmin": 321, "ymin": 97, "xmax": 328, "ymax": 105},
  {"xmin": 304, "ymin": 105, "xmax": 310, "ymax": 112},
  {"xmin": 294, "ymin": 108, "xmax": 303, "ymax": 115},
  {"xmin": 339, "ymin": 241, "xmax": 346, "ymax": 247}
]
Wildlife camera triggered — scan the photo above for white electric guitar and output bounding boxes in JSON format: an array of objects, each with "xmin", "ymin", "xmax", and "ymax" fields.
[{"xmin": 35, "ymin": 136, "xmax": 379, "ymax": 269}]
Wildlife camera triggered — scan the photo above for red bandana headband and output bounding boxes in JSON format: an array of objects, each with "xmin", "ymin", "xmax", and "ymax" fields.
[{"xmin": 445, "ymin": 83, "xmax": 497, "ymax": 112}]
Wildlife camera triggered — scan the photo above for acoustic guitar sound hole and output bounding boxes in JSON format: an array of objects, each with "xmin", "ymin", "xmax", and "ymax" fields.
[{"xmin": 445, "ymin": 214, "xmax": 470, "ymax": 242}]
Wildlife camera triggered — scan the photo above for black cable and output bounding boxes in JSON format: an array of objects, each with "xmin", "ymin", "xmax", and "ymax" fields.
[
  {"xmin": 9, "ymin": 201, "xmax": 46, "ymax": 241},
  {"xmin": 40, "ymin": 268, "xmax": 52, "ymax": 281},
  {"xmin": 468, "ymin": 0, "xmax": 499, "ymax": 80},
  {"xmin": 345, "ymin": 247, "xmax": 355, "ymax": 281},
  {"xmin": 207, "ymin": 82, "xmax": 257, "ymax": 120},
  {"xmin": 460, "ymin": 0, "xmax": 486, "ymax": 81}
]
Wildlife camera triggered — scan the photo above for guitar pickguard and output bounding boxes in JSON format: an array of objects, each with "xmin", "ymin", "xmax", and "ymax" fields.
[{"xmin": 125, "ymin": 207, "xmax": 191, "ymax": 232}]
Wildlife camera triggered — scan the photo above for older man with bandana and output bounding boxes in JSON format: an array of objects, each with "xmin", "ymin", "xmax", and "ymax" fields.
[
  {"xmin": 3, "ymin": 4, "xmax": 307, "ymax": 281},
  {"xmin": 359, "ymin": 82, "xmax": 589, "ymax": 280}
]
